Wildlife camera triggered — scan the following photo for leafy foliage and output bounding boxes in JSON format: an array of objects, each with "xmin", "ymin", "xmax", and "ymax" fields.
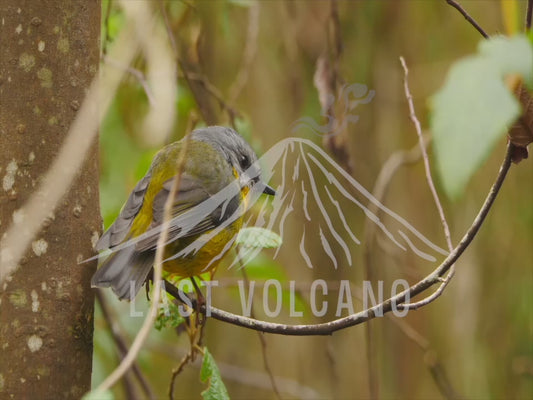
[
  {"xmin": 200, "ymin": 347, "xmax": 230, "ymax": 400},
  {"xmin": 431, "ymin": 35, "xmax": 533, "ymax": 199},
  {"xmin": 155, "ymin": 299, "xmax": 186, "ymax": 331}
]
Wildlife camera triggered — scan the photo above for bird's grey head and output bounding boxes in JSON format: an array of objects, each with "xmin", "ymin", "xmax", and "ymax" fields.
[
  {"xmin": 191, "ymin": 126, "xmax": 258, "ymax": 174},
  {"xmin": 191, "ymin": 126, "xmax": 275, "ymax": 195}
]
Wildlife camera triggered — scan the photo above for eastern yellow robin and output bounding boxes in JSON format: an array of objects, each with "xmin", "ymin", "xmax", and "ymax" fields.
[{"xmin": 91, "ymin": 126, "xmax": 275, "ymax": 300}]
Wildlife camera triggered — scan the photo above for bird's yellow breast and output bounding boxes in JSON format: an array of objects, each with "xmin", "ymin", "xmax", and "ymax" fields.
[{"xmin": 160, "ymin": 167, "xmax": 246, "ymax": 278}]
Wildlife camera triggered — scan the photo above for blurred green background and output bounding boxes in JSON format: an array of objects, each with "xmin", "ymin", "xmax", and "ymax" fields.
[{"xmin": 93, "ymin": 1, "xmax": 533, "ymax": 398}]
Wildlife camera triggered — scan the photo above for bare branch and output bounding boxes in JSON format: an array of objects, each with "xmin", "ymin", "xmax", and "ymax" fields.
[
  {"xmin": 182, "ymin": 70, "xmax": 242, "ymax": 123},
  {"xmin": 169, "ymin": 352, "xmax": 194, "ymax": 400},
  {"xmin": 357, "ymin": 128, "xmax": 460, "ymax": 396},
  {"xmin": 149, "ymin": 342, "xmax": 322, "ymax": 399},
  {"xmin": 386, "ymin": 317, "xmax": 459, "ymax": 399},
  {"xmin": 159, "ymin": 2, "xmax": 240, "ymax": 126},
  {"xmin": 398, "ymin": 56, "xmax": 455, "ymax": 311},
  {"xmin": 96, "ymin": 291, "xmax": 156, "ymax": 400},
  {"xmin": 228, "ymin": 1, "xmax": 260, "ymax": 105},
  {"xmin": 103, "ymin": 55, "xmax": 156, "ymax": 107},
  {"xmin": 445, "ymin": 0, "xmax": 489, "ymax": 38},
  {"xmin": 396, "ymin": 273, "xmax": 454, "ymax": 311},
  {"xmin": 240, "ymin": 266, "xmax": 282, "ymax": 399},
  {"xmin": 400, "ymin": 57, "xmax": 453, "ymax": 252},
  {"xmin": 129, "ymin": 2, "xmax": 177, "ymax": 147}
]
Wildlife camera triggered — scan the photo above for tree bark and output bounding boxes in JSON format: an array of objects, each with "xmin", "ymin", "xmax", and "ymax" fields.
[{"xmin": 0, "ymin": 1, "xmax": 100, "ymax": 398}]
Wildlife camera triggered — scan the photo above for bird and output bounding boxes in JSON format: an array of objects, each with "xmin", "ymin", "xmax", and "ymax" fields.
[{"xmin": 91, "ymin": 126, "xmax": 276, "ymax": 301}]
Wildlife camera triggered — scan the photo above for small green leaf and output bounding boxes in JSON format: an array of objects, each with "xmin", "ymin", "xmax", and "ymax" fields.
[
  {"xmin": 107, "ymin": 9, "xmax": 125, "ymax": 42},
  {"xmin": 200, "ymin": 347, "xmax": 230, "ymax": 400},
  {"xmin": 431, "ymin": 35, "xmax": 533, "ymax": 199},
  {"xmin": 236, "ymin": 227, "xmax": 282, "ymax": 249},
  {"xmin": 155, "ymin": 299, "xmax": 186, "ymax": 331}
]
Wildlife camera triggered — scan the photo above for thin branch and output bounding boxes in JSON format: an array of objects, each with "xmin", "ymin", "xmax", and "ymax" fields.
[
  {"xmin": 397, "ymin": 274, "xmax": 453, "ymax": 311},
  {"xmin": 159, "ymin": 0, "xmax": 178, "ymax": 57},
  {"xmin": 398, "ymin": 56, "xmax": 455, "ymax": 311},
  {"xmin": 159, "ymin": 1, "xmax": 240, "ymax": 126},
  {"xmin": 364, "ymin": 316, "xmax": 379, "ymax": 399},
  {"xmin": 122, "ymin": 370, "xmax": 142, "ymax": 400},
  {"xmin": 445, "ymin": 0, "xmax": 489, "ymax": 38},
  {"xmin": 149, "ymin": 342, "xmax": 322, "ymax": 399},
  {"xmin": 91, "ymin": 3, "xmax": 183, "ymax": 393},
  {"xmin": 163, "ymin": 143, "xmax": 512, "ymax": 336},
  {"xmin": 182, "ymin": 70, "xmax": 242, "ymax": 122},
  {"xmin": 228, "ymin": 1, "xmax": 260, "ymax": 105},
  {"xmin": 167, "ymin": 291, "xmax": 205, "ymax": 399},
  {"xmin": 169, "ymin": 352, "xmax": 194, "ymax": 400},
  {"xmin": 400, "ymin": 56, "xmax": 453, "ymax": 253},
  {"xmin": 102, "ymin": 55, "xmax": 156, "ymax": 107},
  {"xmin": 94, "ymin": 129, "xmax": 188, "ymax": 393},
  {"xmin": 387, "ymin": 317, "xmax": 460, "ymax": 399},
  {"xmin": 328, "ymin": 0, "xmax": 343, "ymax": 85},
  {"xmin": 350, "ymin": 85, "xmax": 457, "ymax": 398},
  {"xmin": 128, "ymin": 1, "xmax": 177, "ymax": 147},
  {"xmin": 96, "ymin": 291, "xmax": 155, "ymax": 400},
  {"xmin": 527, "ymin": 0, "xmax": 533, "ymax": 31},
  {"xmin": 361, "ymin": 85, "xmax": 429, "ymax": 400},
  {"xmin": 240, "ymin": 266, "xmax": 281, "ymax": 399}
]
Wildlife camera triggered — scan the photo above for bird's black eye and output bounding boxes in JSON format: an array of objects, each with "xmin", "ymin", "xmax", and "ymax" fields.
[{"xmin": 239, "ymin": 154, "xmax": 249, "ymax": 169}]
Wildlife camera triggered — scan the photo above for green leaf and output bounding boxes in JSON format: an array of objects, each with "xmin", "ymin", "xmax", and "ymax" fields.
[
  {"xmin": 200, "ymin": 347, "xmax": 230, "ymax": 400},
  {"xmin": 431, "ymin": 35, "xmax": 533, "ymax": 199},
  {"xmin": 154, "ymin": 300, "xmax": 186, "ymax": 331},
  {"xmin": 236, "ymin": 227, "xmax": 282, "ymax": 249},
  {"xmin": 478, "ymin": 36, "xmax": 533, "ymax": 87}
]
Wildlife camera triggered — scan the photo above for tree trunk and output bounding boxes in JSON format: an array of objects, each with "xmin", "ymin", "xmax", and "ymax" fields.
[{"xmin": 0, "ymin": 0, "xmax": 100, "ymax": 398}]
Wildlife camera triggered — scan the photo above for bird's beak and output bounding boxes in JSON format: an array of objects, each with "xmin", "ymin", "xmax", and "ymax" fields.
[{"xmin": 262, "ymin": 184, "xmax": 276, "ymax": 196}]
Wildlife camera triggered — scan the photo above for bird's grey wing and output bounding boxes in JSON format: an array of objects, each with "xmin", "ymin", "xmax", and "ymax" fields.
[
  {"xmin": 95, "ymin": 172, "xmax": 152, "ymax": 251},
  {"xmin": 135, "ymin": 174, "xmax": 240, "ymax": 252}
]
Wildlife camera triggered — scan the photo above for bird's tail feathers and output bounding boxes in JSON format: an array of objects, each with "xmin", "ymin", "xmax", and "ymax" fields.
[{"xmin": 91, "ymin": 246, "xmax": 154, "ymax": 301}]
